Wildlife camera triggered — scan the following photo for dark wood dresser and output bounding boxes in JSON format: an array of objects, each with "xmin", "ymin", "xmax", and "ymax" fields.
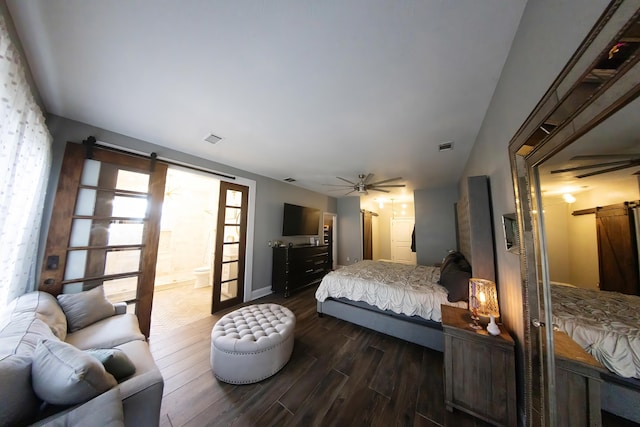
[
  {"xmin": 272, "ymin": 245, "xmax": 329, "ymax": 297},
  {"xmin": 442, "ymin": 305, "xmax": 517, "ymax": 427}
]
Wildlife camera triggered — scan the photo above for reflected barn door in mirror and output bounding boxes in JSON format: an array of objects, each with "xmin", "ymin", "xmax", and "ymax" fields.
[{"xmin": 508, "ymin": 2, "xmax": 640, "ymax": 425}]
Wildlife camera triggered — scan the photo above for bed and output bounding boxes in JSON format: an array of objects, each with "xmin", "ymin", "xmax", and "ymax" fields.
[
  {"xmin": 550, "ymin": 283, "xmax": 640, "ymax": 379},
  {"xmin": 316, "ymin": 176, "xmax": 495, "ymax": 351},
  {"xmin": 316, "ymin": 260, "xmax": 467, "ymax": 351}
]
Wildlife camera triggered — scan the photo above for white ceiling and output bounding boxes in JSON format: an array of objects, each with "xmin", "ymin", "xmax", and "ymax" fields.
[{"xmin": 7, "ymin": 1, "xmax": 527, "ymax": 203}]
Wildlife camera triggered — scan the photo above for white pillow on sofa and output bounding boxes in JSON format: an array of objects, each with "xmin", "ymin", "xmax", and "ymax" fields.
[
  {"xmin": 31, "ymin": 339, "xmax": 117, "ymax": 405},
  {"xmin": 57, "ymin": 286, "xmax": 115, "ymax": 332}
]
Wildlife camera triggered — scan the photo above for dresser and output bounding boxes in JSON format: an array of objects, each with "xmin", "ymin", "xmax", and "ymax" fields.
[
  {"xmin": 442, "ymin": 305, "xmax": 517, "ymax": 427},
  {"xmin": 272, "ymin": 245, "xmax": 329, "ymax": 297}
]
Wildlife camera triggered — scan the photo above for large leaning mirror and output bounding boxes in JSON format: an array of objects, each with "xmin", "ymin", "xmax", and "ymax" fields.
[{"xmin": 509, "ymin": 2, "xmax": 640, "ymax": 425}]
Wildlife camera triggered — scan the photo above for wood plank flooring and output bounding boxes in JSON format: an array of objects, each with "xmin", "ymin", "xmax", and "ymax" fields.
[
  {"xmin": 148, "ymin": 286, "xmax": 633, "ymax": 426},
  {"xmin": 148, "ymin": 286, "xmax": 491, "ymax": 427}
]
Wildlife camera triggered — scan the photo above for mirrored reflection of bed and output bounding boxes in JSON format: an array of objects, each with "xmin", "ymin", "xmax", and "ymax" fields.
[
  {"xmin": 316, "ymin": 175, "xmax": 496, "ymax": 352},
  {"xmin": 537, "ymin": 87, "xmax": 640, "ymax": 419}
]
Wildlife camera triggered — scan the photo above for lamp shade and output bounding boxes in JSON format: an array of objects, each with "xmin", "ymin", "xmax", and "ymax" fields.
[{"xmin": 468, "ymin": 278, "xmax": 500, "ymax": 319}]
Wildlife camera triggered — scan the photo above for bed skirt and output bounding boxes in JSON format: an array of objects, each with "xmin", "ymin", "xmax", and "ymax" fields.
[{"xmin": 316, "ymin": 298, "xmax": 444, "ymax": 352}]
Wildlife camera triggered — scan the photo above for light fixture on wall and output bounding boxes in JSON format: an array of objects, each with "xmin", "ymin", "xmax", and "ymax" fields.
[
  {"xmin": 468, "ymin": 278, "xmax": 500, "ymax": 329},
  {"xmin": 563, "ymin": 193, "xmax": 576, "ymax": 204}
]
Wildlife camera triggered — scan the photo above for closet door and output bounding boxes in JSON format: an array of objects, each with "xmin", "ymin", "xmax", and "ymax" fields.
[{"xmin": 596, "ymin": 203, "xmax": 639, "ymax": 295}]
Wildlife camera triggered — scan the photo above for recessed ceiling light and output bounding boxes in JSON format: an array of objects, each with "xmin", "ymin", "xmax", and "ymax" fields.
[
  {"xmin": 205, "ymin": 134, "xmax": 222, "ymax": 144},
  {"xmin": 439, "ymin": 141, "xmax": 454, "ymax": 151}
]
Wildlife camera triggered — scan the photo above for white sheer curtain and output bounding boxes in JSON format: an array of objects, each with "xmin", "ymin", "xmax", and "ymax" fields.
[{"xmin": 0, "ymin": 14, "xmax": 52, "ymax": 309}]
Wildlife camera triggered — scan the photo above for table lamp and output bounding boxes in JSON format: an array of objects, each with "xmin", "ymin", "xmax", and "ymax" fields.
[{"xmin": 468, "ymin": 278, "xmax": 500, "ymax": 330}]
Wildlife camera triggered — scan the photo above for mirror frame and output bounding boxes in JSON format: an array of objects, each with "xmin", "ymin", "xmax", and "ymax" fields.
[{"xmin": 507, "ymin": 1, "xmax": 640, "ymax": 424}]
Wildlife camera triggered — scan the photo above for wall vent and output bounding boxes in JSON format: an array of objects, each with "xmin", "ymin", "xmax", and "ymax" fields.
[
  {"xmin": 283, "ymin": 177, "xmax": 296, "ymax": 182},
  {"xmin": 205, "ymin": 134, "xmax": 222, "ymax": 144},
  {"xmin": 439, "ymin": 141, "xmax": 454, "ymax": 151}
]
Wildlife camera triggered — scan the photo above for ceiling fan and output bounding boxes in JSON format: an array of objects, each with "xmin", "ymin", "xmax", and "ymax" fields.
[
  {"xmin": 324, "ymin": 173, "xmax": 405, "ymax": 195},
  {"xmin": 550, "ymin": 154, "xmax": 640, "ymax": 178}
]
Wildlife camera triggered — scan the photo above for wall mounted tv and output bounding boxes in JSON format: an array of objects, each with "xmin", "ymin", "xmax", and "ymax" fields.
[{"xmin": 282, "ymin": 203, "xmax": 320, "ymax": 236}]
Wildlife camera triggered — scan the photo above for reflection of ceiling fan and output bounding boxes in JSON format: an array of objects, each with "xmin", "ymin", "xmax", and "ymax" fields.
[
  {"xmin": 324, "ymin": 173, "xmax": 405, "ymax": 195},
  {"xmin": 550, "ymin": 154, "xmax": 640, "ymax": 178}
]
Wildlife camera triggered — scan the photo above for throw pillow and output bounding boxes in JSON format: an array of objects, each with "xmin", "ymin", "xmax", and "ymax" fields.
[
  {"xmin": 440, "ymin": 265, "xmax": 472, "ymax": 302},
  {"xmin": 0, "ymin": 354, "xmax": 41, "ymax": 427},
  {"xmin": 31, "ymin": 339, "xmax": 117, "ymax": 405},
  {"xmin": 86, "ymin": 348, "xmax": 136, "ymax": 381},
  {"xmin": 57, "ymin": 286, "xmax": 115, "ymax": 332}
]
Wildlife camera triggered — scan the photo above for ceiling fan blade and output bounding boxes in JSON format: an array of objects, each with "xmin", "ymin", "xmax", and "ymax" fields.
[
  {"xmin": 368, "ymin": 177, "xmax": 403, "ymax": 186},
  {"xmin": 371, "ymin": 184, "xmax": 406, "ymax": 188},
  {"xmin": 571, "ymin": 154, "xmax": 640, "ymax": 161},
  {"xmin": 362, "ymin": 173, "xmax": 374, "ymax": 184},
  {"xmin": 327, "ymin": 188, "xmax": 350, "ymax": 192},
  {"xmin": 336, "ymin": 177, "xmax": 356, "ymax": 185},
  {"xmin": 576, "ymin": 161, "xmax": 640, "ymax": 178},
  {"xmin": 370, "ymin": 188, "xmax": 390, "ymax": 193},
  {"xmin": 550, "ymin": 159, "xmax": 633, "ymax": 174},
  {"xmin": 343, "ymin": 189, "xmax": 356, "ymax": 195},
  {"xmin": 323, "ymin": 183, "xmax": 354, "ymax": 187}
]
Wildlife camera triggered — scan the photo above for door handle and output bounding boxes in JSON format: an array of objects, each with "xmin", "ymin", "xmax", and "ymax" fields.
[{"xmin": 532, "ymin": 319, "xmax": 560, "ymax": 330}]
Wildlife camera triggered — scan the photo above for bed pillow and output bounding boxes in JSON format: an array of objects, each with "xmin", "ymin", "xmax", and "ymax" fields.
[
  {"xmin": 57, "ymin": 286, "xmax": 115, "ymax": 332},
  {"xmin": 440, "ymin": 251, "xmax": 472, "ymax": 274},
  {"xmin": 31, "ymin": 339, "xmax": 117, "ymax": 405},
  {"xmin": 440, "ymin": 264, "xmax": 472, "ymax": 302},
  {"xmin": 85, "ymin": 348, "xmax": 136, "ymax": 381}
]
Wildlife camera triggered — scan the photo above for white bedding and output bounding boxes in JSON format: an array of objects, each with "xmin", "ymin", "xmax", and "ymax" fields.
[
  {"xmin": 551, "ymin": 284, "xmax": 640, "ymax": 379},
  {"xmin": 315, "ymin": 260, "xmax": 467, "ymax": 323}
]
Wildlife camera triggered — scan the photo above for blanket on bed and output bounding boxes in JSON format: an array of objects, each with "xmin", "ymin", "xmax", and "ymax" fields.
[
  {"xmin": 315, "ymin": 260, "xmax": 467, "ymax": 322},
  {"xmin": 551, "ymin": 284, "xmax": 640, "ymax": 379}
]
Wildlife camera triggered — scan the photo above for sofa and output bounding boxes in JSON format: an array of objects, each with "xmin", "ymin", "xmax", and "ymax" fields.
[{"xmin": 0, "ymin": 286, "xmax": 164, "ymax": 426}]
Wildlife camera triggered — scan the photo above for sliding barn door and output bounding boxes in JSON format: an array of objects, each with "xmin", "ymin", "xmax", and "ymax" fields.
[
  {"xmin": 211, "ymin": 181, "xmax": 249, "ymax": 313},
  {"xmin": 596, "ymin": 203, "xmax": 639, "ymax": 295},
  {"xmin": 40, "ymin": 142, "xmax": 166, "ymax": 337}
]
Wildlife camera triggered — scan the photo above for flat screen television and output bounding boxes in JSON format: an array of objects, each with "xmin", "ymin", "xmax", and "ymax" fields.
[{"xmin": 282, "ymin": 203, "xmax": 320, "ymax": 236}]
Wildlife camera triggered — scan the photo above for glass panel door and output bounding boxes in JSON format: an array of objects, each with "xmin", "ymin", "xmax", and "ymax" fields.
[
  {"xmin": 212, "ymin": 182, "xmax": 248, "ymax": 312},
  {"xmin": 40, "ymin": 142, "xmax": 166, "ymax": 337}
]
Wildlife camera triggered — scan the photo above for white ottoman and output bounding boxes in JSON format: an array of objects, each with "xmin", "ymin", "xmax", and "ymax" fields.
[{"xmin": 210, "ymin": 303, "xmax": 295, "ymax": 384}]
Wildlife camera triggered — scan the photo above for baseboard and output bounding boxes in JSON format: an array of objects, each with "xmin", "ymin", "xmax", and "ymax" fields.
[{"xmin": 250, "ymin": 286, "xmax": 273, "ymax": 300}]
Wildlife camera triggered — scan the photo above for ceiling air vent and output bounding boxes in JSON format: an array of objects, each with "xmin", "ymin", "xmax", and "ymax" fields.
[
  {"xmin": 283, "ymin": 177, "xmax": 296, "ymax": 182},
  {"xmin": 438, "ymin": 141, "xmax": 454, "ymax": 151},
  {"xmin": 205, "ymin": 134, "xmax": 222, "ymax": 144}
]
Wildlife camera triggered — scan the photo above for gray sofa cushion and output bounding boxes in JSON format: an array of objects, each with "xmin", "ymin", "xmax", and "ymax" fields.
[
  {"xmin": 57, "ymin": 286, "xmax": 115, "ymax": 332},
  {"xmin": 0, "ymin": 316, "xmax": 56, "ymax": 357},
  {"xmin": 3, "ymin": 291, "xmax": 67, "ymax": 340},
  {"xmin": 65, "ymin": 313, "xmax": 145, "ymax": 350},
  {"xmin": 31, "ymin": 387, "xmax": 125, "ymax": 427},
  {"xmin": 0, "ymin": 354, "xmax": 41, "ymax": 427},
  {"xmin": 32, "ymin": 339, "xmax": 117, "ymax": 405}
]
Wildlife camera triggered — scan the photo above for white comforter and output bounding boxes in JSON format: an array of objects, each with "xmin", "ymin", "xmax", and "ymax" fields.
[
  {"xmin": 315, "ymin": 260, "xmax": 467, "ymax": 322},
  {"xmin": 551, "ymin": 284, "xmax": 640, "ymax": 379}
]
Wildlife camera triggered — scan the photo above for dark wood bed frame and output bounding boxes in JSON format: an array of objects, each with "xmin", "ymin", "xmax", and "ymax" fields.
[{"xmin": 316, "ymin": 175, "xmax": 496, "ymax": 352}]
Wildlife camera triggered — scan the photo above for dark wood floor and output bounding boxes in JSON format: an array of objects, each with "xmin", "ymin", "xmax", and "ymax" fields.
[{"xmin": 148, "ymin": 286, "xmax": 636, "ymax": 427}]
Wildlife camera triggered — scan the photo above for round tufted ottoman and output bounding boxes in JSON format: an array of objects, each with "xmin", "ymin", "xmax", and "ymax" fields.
[{"xmin": 210, "ymin": 303, "xmax": 295, "ymax": 384}]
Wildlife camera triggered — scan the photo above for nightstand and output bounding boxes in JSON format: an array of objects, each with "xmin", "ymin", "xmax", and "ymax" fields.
[{"xmin": 441, "ymin": 305, "xmax": 517, "ymax": 427}]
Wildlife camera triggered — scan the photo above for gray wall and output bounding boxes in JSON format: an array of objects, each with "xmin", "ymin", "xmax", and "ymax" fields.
[
  {"xmin": 336, "ymin": 197, "xmax": 362, "ymax": 266},
  {"xmin": 460, "ymin": 0, "xmax": 610, "ymax": 420},
  {"xmin": 42, "ymin": 115, "xmax": 337, "ymax": 294},
  {"xmin": 414, "ymin": 185, "xmax": 459, "ymax": 265}
]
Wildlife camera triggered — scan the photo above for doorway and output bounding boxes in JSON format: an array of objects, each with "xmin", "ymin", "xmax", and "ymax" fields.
[{"xmin": 150, "ymin": 166, "xmax": 220, "ymax": 336}]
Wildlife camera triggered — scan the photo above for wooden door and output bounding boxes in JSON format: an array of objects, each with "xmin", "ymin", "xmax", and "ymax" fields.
[
  {"xmin": 362, "ymin": 211, "xmax": 373, "ymax": 260},
  {"xmin": 596, "ymin": 203, "xmax": 639, "ymax": 295},
  {"xmin": 40, "ymin": 141, "xmax": 166, "ymax": 337},
  {"xmin": 211, "ymin": 181, "xmax": 249, "ymax": 313}
]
